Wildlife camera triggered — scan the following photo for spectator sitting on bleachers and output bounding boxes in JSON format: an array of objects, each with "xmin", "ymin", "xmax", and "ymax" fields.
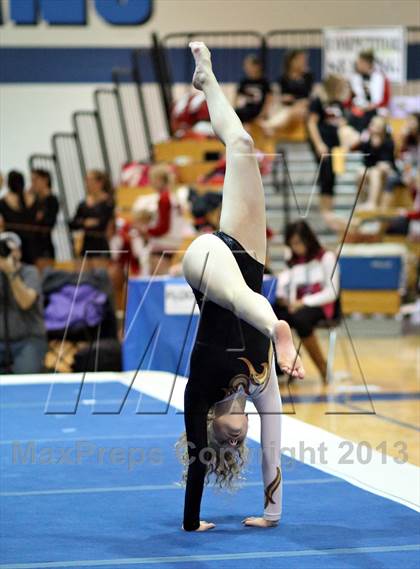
[
  {"xmin": 358, "ymin": 116, "xmax": 398, "ymax": 210},
  {"xmin": 0, "ymin": 231, "xmax": 47, "ymax": 374},
  {"xmin": 307, "ymin": 74, "xmax": 359, "ymax": 214},
  {"xmin": 133, "ymin": 164, "xmax": 195, "ymax": 275},
  {"xmin": 0, "ymin": 171, "xmax": 36, "ymax": 264},
  {"xmin": 234, "ymin": 54, "xmax": 272, "ymax": 125},
  {"xmin": 383, "ymin": 115, "xmax": 420, "ymax": 238},
  {"xmin": 69, "ymin": 170, "xmax": 114, "ymax": 266},
  {"xmin": 273, "ymin": 221, "xmax": 340, "ymax": 383},
  {"xmin": 189, "ymin": 189, "xmax": 222, "ymax": 233},
  {"xmin": 398, "ymin": 114, "xmax": 420, "ymax": 190},
  {"xmin": 28, "ymin": 168, "xmax": 59, "ymax": 270},
  {"xmin": 260, "ymin": 49, "xmax": 313, "ymax": 135},
  {"xmin": 385, "ymin": 180, "xmax": 420, "ymax": 240},
  {"xmin": 349, "ymin": 49, "xmax": 391, "ymax": 132}
]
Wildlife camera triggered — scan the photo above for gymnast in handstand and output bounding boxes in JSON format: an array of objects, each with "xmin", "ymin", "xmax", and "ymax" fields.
[{"xmin": 179, "ymin": 42, "xmax": 305, "ymax": 532}]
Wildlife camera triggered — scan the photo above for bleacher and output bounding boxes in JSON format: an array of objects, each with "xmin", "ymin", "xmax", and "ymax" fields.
[{"xmin": 23, "ymin": 29, "xmax": 419, "ymax": 320}]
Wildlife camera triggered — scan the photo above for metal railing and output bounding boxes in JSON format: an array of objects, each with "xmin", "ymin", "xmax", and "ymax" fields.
[
  {"xmin": 51, "ymin": 133, "xmax": 85, "ymax": 222},
  {"xmin": 113, "ymin": 65, "xmax": 153, "ymax": 162},
  {"xmin": 157, "ymin": 31, "xmax": 266, "ymax": 121},
  {"xmin": 271, "ymin": 149, "xmax": 291, "ymax": 236},
  {"xmin": 73, "ymin": 110, "xmax": 110, "ymax": 175},
  {"xmin": 134, "ymin": 46, "xmax": 172, "ymax": 143},
  {"xmin": 150, "ymin": 35, "xmax": 173, "ymax": 136},
  {"xmin": 94, "ymin": 88, "xmax": 131, "ymax": 185}
]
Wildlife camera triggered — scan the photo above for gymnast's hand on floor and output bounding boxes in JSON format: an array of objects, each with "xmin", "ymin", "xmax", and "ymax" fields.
[
  {"xmin": 182, "ymin": 521, "xmax": 216, "ymax": 532},
  {"xmin": 242, "ymin": 517, "xmax": 278, "ymax": 528}
]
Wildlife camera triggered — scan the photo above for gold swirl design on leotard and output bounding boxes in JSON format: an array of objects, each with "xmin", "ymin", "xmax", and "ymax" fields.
[
  {"xmin": 264, "ymin": 467, "xmax": 282, "ymax": 508},
  {"xmin": 221, "ymin": 344, "xmax": 273, "ymax": 398},
  {"xmin": 238, "ymin": 357, "xmax": 269, "ymax": 385}
]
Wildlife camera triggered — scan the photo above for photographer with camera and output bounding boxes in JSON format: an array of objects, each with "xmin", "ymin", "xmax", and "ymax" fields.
[{"xmin": 0, "ymin": 232, "xmax": 47, "ymax": 374}]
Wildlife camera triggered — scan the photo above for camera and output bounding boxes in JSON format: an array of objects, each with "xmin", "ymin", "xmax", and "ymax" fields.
[{"xmin": 0, "ymin": 238, "xmax": 12, "ymax": 258}]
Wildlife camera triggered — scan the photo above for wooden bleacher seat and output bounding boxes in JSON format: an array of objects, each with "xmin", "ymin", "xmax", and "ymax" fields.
[
  {"xmin": 153, "ymin": 138, "xmax": 224, "ymax": 163},
  {"xmin": 247, "ymin": 121, "xmax": 307, "ymax": 152},
  {"xmin": 176, "ymin": 162, "xmax": 217, "ymax": 184},
  {"xmin": 274, "ymin": 121, "xmax": 307, "ymax": 144},
  {"xmin": 116, "ymin": 185, "xmax": 156, "ymax": 218},
  {"xmin": 53, "ymin": 260, "xmax": 78, "ymax": 272},
  {"xmin": 392, "ymin": 185, "xmax": 413, "ymax": 208},
  {"xmin": 388, "ymin": 117, "xmax": 407, "ymax": 152}
]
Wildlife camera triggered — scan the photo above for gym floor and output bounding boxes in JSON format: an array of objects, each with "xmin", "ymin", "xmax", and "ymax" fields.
[{"xmin": 1, "ymin": 321, "xmax": 419, "ymax": 569}]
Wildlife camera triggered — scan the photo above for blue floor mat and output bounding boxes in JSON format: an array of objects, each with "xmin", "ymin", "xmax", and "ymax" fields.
[{"xmin": 1, "ymin": 381, "xmax": 419, "ymax": 569}]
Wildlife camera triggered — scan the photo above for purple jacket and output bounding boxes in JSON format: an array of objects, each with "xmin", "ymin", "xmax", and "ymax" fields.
[{"xmin": 44, "ymin": 284, "xmax": 107, "ymax": 331}]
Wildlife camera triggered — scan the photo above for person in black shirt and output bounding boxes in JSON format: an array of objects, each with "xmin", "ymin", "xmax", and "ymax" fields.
[
  {"xmin": 234, "ymin": 54, "xmax": 272, "ymax": 124},
  {"xmin": 260, "ymin": 49, "xmax": 313, "ymax": 134},
  {"xmin": 29, "ymin": 169, "xmax": 59, "ymax": 269},
  {"xmin": 69, "ymin": 170, "xmax": 114, "ymax": 266},
  {"xmin": 307, "ymin": 74, "xmax": 359, "ymax": 214},
  {"xmin": 178, "ymin": 42, "xmax": 304, "ymax": 533},
  {"xmin": 357, "ymin": 116, "xmax": 397, "ymax": 209},
  {"xmin": 0, "ymin": 171, "xmax": 35, "ymax": 264}
]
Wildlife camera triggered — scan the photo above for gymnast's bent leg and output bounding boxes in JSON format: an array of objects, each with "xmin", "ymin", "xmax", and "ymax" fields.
[{"xmin": 183, "ymin": 42, "xmax": 304, "ymax": 378}]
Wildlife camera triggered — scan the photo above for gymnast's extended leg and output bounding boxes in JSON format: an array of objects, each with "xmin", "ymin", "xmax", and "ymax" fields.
[{"xmin": 183, "ymin": 42, "xmax": 304, "ymax": 378}]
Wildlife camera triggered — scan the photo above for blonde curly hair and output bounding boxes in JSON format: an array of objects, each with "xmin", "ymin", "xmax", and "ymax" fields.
[{"xmin": 175, "ymin": 406, "xmax": 249, "ymax": 491}]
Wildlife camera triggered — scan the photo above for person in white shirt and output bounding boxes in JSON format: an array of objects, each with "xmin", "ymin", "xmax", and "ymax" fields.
[
  {"xmin": 274, "ymin": 221, "xmax": 340, "ymax": 382},
  {"xmin": 349, "ymin": 50, "xmax": 391, "ymax": 132}
]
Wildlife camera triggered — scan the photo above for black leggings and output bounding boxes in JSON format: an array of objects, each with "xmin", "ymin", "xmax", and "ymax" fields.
[
  {"xmin": 308, "ymin": 139, "xmax": 336, "ymax": 196},
  {"xmin": 318, "ymin": 155, "xmax": 335, "ymax": 196},
  {"xmin": 273, "ymin": 303, "xmax": 325, "ymax": 339}
]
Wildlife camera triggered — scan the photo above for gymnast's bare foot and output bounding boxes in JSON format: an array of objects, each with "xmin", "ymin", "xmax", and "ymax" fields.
[
  {"xmin": 273, "ymin": 320, "xmax": 305, "ymax": 379},
  {"xmin": 242, "ymin": 516, "xmax": 278, "ymax": 528},
  {"xmin": 182, "ymin": 520, "xmax": 215, "ymax": 532},
  {"xmin": 190, "ymin": 41, "xmax": 213, "ymax": 91}
]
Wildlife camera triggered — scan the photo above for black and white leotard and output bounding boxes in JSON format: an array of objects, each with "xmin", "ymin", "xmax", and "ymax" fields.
[{"xmin": 183, "ymin": 231, "xmax": 282, "ymax": 531}]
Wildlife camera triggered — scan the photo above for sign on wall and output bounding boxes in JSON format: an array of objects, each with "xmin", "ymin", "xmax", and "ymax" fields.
[
  {"xmin": 323, "ymin": 27, "xmax": 406, "ymax": 84},
  {"xmin": 0, "ymin": 0, "xmax": 153, "ymax": 26}
]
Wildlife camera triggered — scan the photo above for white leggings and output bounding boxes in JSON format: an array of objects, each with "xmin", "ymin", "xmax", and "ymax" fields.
[
  {"xmin": 183, "ymin": 233, "xmax": 278, "ymax": 340},
  {"xmin": 251, "ymin": 354, "xmax": 283, "ymax": 521},
  {"xmin": 182, "ymin": 62, "xmax": 278, "ymax": 341}
]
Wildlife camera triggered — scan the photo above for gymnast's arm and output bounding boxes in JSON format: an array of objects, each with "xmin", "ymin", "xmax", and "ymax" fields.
[
  {"xmin": 245, "ymin": 355, "xmax": 283, "ymax": 527},
  {"xmin": 182, "ymin": 382, "xmax": 213, "ymax": 531}
]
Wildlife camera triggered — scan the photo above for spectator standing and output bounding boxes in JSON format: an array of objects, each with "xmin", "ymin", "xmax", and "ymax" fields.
[
  {"xmin": 307, "ymin": 74, "xmax": 359, "ymax": 214},
  {"xmin": 29, "ymin": 169, "xmax": 59, "ymax": 270},
  {"xmin": 234, "ymin": 54, "xmax": 272, "ymax": 125},
  {"xmin": 0, "ymin": 232, "xmax": 47, "ymax": 374},
  {"xmin": 0, "ymin": 171, "xmax": 35, "ymax": 264},
  {"xmin": 260, "ymin": 49, "xmax": 313, "ymax": 134},
  {"xmin": 69, "ymin": 170, "xmax": 114, "ymax": 267}
]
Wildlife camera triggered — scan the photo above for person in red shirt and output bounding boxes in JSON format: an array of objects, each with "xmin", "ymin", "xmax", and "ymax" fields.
[
  {"xmin": 142, "ymin": 164, "xmax": 184, "ymax": 274},
  {"xmin": 147, "ymin": 165, "xmax": 174, "ymax": 238}
]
